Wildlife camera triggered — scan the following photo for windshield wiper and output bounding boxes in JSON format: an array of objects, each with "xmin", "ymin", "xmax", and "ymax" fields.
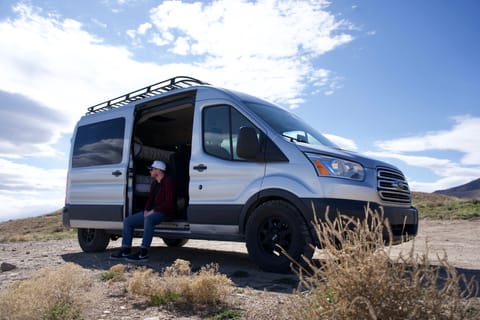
[{"xmin": 282, "ymin": 134, "xmax": 308, "ymax": 143}]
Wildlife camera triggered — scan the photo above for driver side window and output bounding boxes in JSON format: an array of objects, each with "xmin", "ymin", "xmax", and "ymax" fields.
[{"xmin": 203, "ymin": 105, "xmax": 259, "ymax": 161}]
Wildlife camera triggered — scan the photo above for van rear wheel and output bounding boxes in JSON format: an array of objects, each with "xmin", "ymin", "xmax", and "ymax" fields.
[
  {"xmin": 77, "ymin": 228, "xmax": 110, "ymax": 252},
  {"xmin": 246, "ymin": 200, "xmax": 314, "ymax": 273},
  {"xmin": 162, "ymin": 238, "xmax": 189, "ymax": 247}
]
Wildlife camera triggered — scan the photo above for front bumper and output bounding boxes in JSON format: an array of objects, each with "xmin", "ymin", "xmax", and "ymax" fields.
[{"xmin": 303, "ymin": 198, "xmax": 418, "ymax": 245}]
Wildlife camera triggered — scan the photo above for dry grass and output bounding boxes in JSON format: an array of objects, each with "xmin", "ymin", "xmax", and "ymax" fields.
[
  {"xmin": 128, "ymin": 259, "xmax": 233, "ymax": 308},
  {"xmin": 0, "ymin": 263, "xmax": 97, "ymax": 320},
  {"xmin": 284, "ymin": 205, "xmax": 479, "ymax": 320}
]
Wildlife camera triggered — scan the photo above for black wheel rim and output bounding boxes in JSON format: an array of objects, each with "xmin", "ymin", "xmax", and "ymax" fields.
[
  {"xmin": 258, "ymin": 216, "xmax": 292, "ymax": 256},
  {"xmin": 82, "ymin": 229, "xmax": 95, "ymax": 244}
]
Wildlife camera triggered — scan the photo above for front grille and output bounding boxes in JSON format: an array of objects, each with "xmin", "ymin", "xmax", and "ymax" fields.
[{"xmin": 377, "ymin": 167, "xmax": 411, "ymax": 204}]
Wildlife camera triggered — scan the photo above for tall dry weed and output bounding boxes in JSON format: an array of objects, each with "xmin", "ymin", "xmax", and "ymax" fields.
[
  {"xmin": 0, "ymin": 263, "xmax": 95, "ymax": 320},
  {"xmin": 287, "ymin": 205, "xmax": 479, "ymax": 320}
]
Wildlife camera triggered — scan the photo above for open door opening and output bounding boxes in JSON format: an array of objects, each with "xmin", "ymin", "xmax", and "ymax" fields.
[{"xmin": 130, "ymin": 102, "xmax": 194, "ymax": 221}]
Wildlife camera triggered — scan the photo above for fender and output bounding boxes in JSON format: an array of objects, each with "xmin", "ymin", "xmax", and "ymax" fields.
[{"xmin": 238, "ymin": 188, "xmax": 316, "ymax": 242}]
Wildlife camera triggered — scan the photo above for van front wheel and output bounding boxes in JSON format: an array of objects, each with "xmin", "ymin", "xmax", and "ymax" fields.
[
  {"xmin": 77, "ymin": 228, "xmax": 110, "ymax": 252},
  {"xmin": 245, "ymin": 200, "xmax": 314, "ymax": 273}
]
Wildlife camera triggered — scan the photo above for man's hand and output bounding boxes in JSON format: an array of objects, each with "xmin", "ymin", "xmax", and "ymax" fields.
[{"xmin": 144, "ymin": 210, "xmax": 153, "ymax": 217}]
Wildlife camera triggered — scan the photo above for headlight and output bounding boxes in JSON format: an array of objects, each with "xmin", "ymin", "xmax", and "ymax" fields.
[{"xmin": 307, "ymin": 153, "xmax": 365, "ymax": 181}]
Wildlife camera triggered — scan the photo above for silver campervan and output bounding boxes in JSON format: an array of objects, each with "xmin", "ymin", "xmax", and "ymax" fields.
[{"xmin": 63, "ymin": 76, "xmax": 418, "ymax": 272}]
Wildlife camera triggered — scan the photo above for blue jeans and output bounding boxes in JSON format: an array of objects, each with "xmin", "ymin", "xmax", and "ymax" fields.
[{"xmin": 121, "ymin": 211, "xmax": 170, "ymax": 249}]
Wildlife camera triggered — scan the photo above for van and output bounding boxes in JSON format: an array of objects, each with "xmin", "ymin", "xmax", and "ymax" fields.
[{"xmin": 63, "ymin": 76, "xmax": 418, "ymax": 272}]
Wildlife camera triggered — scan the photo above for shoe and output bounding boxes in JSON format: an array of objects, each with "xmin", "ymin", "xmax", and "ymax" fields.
[
  {"xmin": 126, "ymin": 249, "xmax": 149, "ymax": 262},
  {"xmin": 109, "ymin": 248, "xmax": 131, "ymax": 260}
]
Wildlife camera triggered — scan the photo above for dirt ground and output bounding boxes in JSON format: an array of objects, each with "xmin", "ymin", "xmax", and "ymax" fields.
[{"xmin": 1, "ymin": 219, "xmax": 479, "ymax": 319}]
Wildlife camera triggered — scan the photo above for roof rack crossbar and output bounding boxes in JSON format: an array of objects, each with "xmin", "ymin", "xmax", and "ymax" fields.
[{"xmin": 86, "ymin": 76, "xmax": 208, "ymax": 114}]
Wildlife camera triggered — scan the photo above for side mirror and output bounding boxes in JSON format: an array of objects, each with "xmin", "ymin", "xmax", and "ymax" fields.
[{"xmin": 237, "ymin": 126, "xmax": 259, "ymax": 160}]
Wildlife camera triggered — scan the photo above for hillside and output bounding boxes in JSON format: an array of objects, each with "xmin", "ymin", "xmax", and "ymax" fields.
[
  {"xmin": 434, "ymin": 178, "xmax": 480, "ymax": 199},
  {"xmin": 412, "ymin": 191, "xmax": 480, "ymax": 220},
  {"xmin": 0, "ymin": 209, "xmax": 74, "ymax": 242}
]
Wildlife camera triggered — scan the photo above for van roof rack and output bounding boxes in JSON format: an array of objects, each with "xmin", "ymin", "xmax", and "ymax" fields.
[{"xmin": 86, "ymin": 76, "xmax": 209, "ymax": 114}]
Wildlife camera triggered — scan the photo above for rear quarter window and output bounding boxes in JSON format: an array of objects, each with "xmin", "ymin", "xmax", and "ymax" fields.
[{"xmin": 72, "ymin": 117, "xmax": 125, "ymax": 168}]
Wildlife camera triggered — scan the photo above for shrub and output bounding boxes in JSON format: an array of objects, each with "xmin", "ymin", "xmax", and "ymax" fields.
[
  {"xmin": 0, "ymin": 263, "xmax": 95, "ymax": 320},
  {"xmin": 287, "ymin": 205, "xmax": 479, "ymax": 320},
  {"xmin": 127, "ymin": 259, "xmax": 233, "ymax": 308},
  {"xmin": 99, "ymin": 264, "xmax": 126, "ymax": 283},
  {"xmin": 163, "ymin": 258, "xmax": 192, "ymax": 277},
  {"xmin": 187, "ymin": 263, "xmax": 233, "ymax": 305},
  {"xmin": 128, "ymin": 267, "xmax": 163, "ymax": 298}
]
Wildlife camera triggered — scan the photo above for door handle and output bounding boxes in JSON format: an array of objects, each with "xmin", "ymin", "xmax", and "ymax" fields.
[
  {"xmin": 193, "ymin": 164, "xmax": 207, "ymax": 172},
  {"xmin": 112, "ymin": 170, "xmax": 122, "ymax": 177}
]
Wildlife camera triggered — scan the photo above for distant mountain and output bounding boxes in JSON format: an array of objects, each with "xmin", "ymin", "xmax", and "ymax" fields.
[{"xmin": 434, "ymin": 178, "xmax": 480, "ymax": 199}]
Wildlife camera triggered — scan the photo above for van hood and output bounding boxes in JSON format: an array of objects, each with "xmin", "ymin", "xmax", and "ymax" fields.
[{"xmin": 296, "ymin": 143, "xmax": 399, "ymax": 171}]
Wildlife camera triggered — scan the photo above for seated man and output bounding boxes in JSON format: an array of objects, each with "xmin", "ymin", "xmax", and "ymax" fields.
[{"xmin": 110, "ymin": 160, "xmax": 176, "ymax": 262}]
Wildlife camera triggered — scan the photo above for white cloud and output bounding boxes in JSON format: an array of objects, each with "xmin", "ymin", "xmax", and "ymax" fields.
[
  {"xmin": 369, "ymin": 115, "xmax": 480, "ymax": 192},
  {"xmin": 149, "ymin": 33, "xmax": 168, "ymax": 46},
  {"xmin": 374, "ymin": 115, "xmax": 480, "ymax": 166},
  {"xmin": 171, "ymin": 36, "xmax": 191, "ymax": 55},
  {"xmin": 144, "ymin": 0, "xmax": 353, "ymax": 105},
  {"xmin": 324, "ymin": 133, "xmax": 358, "ymax": 151},
  {"xmin": 137, "ymin": 22, "xmax": 151, "ymax": 35},
  {"xmin": 0, "ymin": 158, "xmax": 66, "ymax": 221},
  {"xmin": 148, "ymin": 0, "xmax": 352, "ymax": 58},
  {"xmin": 366, "ymin": 151, "xmax": 480, "ymax": 192},
  {"xmin": 91, "ymin": 18, "xmax": 107, "ymax": 29},
  {"xmin": 127, "ymin": 22, "xmax": 152, "ymax": 43}
]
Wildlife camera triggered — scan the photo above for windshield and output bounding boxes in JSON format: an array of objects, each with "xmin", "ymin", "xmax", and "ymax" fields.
[{"xmin": 244, "ymin": 101, "xmax": 339, "ymax": 148}]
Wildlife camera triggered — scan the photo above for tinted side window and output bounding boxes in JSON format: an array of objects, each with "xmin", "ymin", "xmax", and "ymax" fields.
[
  {"xmin": 72, "ymin": 118, "xmax": 125, "ymax": 168},
  {"xmin": 203, "ymin": 106, "xmax": 259, "ymax": 161}
]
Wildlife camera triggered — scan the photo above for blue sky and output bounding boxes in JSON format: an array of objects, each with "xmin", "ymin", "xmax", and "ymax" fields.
[{"xmin": 0, "ymin": 0, "xmax": 479, "ymax": 221}]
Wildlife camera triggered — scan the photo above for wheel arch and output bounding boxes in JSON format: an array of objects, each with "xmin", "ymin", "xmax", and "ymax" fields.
[{"xmin": 239, "ymin": 188, "xmax": 319, "ymax": 246}]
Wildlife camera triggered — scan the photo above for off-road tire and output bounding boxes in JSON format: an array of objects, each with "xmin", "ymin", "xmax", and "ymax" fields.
[
  {"xmin": 77, "ymin": 228, "xmax": 110, "ymax": 252},
  {"xmin": 245, "ymin": 200, "xmax": 314, "ymax": 273}
]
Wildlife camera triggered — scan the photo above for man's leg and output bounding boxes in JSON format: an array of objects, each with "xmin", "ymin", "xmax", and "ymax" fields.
[
  {"xmin": 141, "ymin": 212, "xmax": 171, "ymax": 249},
  {"xmin": 121, "ymin": 212, "xmax": 144, "ymax": 248},
  {"xmin": 110, "ymin": 211, "xmax": 144, "ymax": 260}
]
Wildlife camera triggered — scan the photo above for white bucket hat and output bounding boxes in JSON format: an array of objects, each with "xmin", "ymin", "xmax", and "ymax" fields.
[{"xmin": 147, "ymin": 160, "xmax": 166, "ymax": 171}]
